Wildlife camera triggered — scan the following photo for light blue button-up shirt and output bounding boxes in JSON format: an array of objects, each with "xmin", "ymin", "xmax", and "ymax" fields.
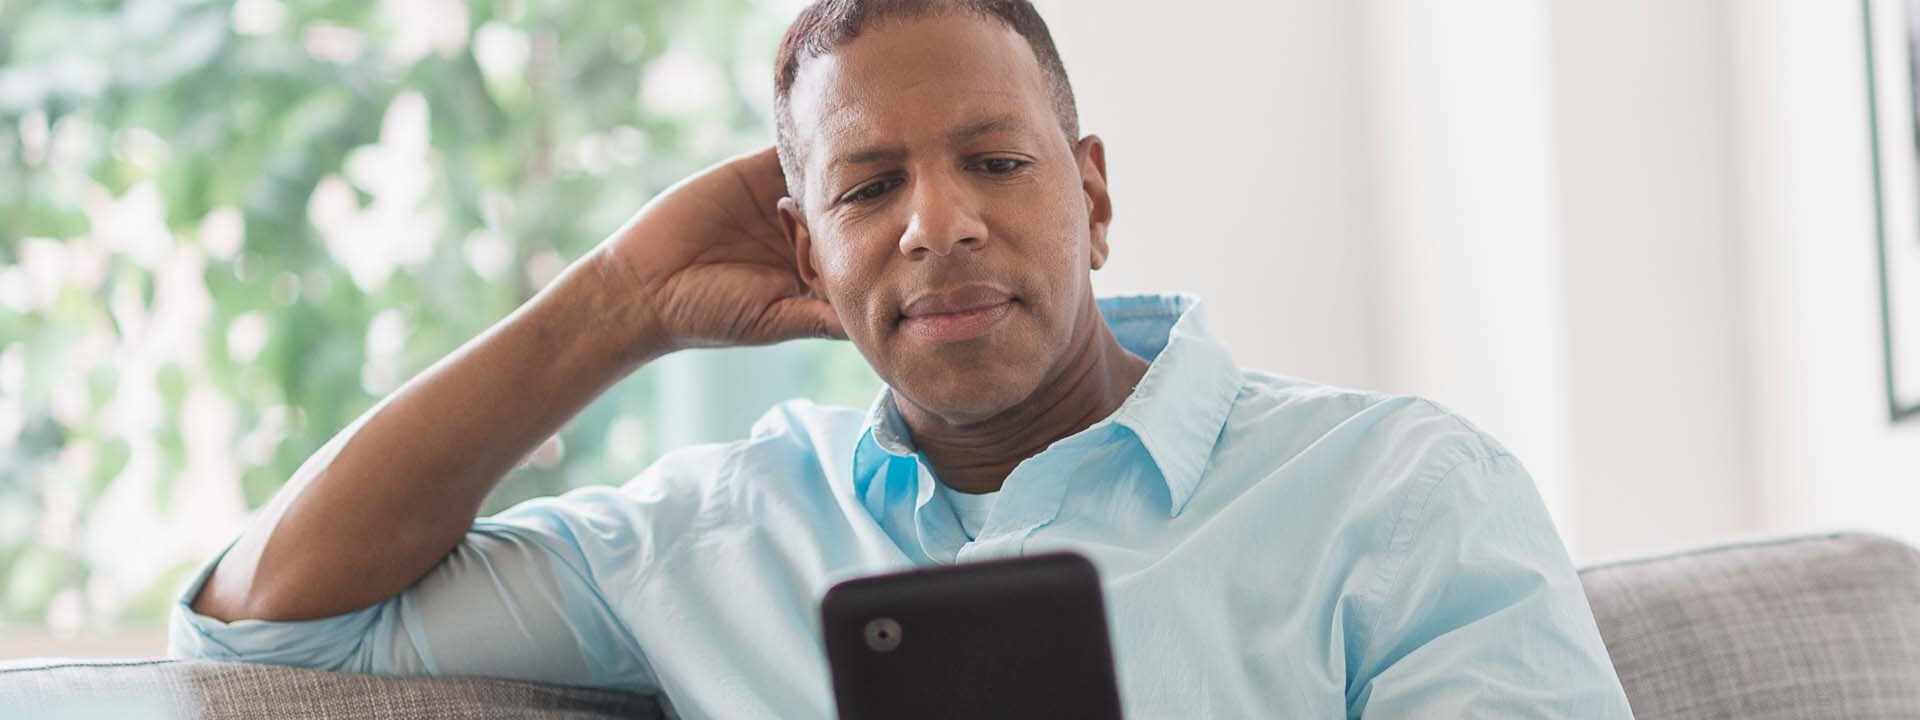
[{"xmin": 170, "ymin": 294, "xmax": 1633, "ymax": 718}]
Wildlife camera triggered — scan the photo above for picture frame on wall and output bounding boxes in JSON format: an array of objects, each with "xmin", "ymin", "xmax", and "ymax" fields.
[{"xmin": 1864, "ymin": 0, "xmax": 1920, "ymax": 421}]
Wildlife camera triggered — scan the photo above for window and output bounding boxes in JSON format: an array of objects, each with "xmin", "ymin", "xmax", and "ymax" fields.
[{"xmin": 0, "ymin": 0, "xmax": 872, "ymax": 653}]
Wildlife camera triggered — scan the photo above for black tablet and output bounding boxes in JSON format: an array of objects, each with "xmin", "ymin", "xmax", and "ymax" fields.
[{"xmin": 819, "ymin": 552, "xmax": 1124, "ymax": 720}]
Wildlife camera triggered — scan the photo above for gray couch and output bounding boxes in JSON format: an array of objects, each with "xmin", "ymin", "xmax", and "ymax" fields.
[{"xmin": 4, "ymin": 532, "xmax": 1918, "ymax": 719}]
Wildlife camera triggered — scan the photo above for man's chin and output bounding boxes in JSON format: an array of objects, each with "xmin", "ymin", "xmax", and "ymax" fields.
[{"xmin": 891, "ymin": 379, "xmax": 1030, "ymax": 428}]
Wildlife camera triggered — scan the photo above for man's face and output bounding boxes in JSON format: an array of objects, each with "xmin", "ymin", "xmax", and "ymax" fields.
[{"xmin": 779, "ymin": 13, "xmax": 1112, "ymax": 425}]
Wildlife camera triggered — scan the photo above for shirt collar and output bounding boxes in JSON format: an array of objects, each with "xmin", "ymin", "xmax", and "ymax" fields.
[{"xmin": 852, "ymin": 292, "xmax": 1242, "ymax": 517}]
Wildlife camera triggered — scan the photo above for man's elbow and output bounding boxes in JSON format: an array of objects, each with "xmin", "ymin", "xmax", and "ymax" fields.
[{"xmin": 189, "ymin": 560, "xmax": 269, "ymax": 623}]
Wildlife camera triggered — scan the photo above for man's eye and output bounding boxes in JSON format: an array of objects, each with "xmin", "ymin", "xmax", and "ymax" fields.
[
  {"xmin": 979, "ymin": 158, "xmax": 1026, "ymax": 174},
  {"xmin": 846, "ymin": 178, "xmax": 898, "ymax": 203}
]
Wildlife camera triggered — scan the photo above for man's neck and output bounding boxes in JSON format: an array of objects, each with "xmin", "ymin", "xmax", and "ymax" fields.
[{"xmin": 896, "ymin": 302, "xmax": 1150, "ymax": 495}]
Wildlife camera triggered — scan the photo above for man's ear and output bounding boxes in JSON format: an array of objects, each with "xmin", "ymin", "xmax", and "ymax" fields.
[
  {"xmin": 1076, "ymin": 134, "xmax": 1113, "ymax": 270},
  {"xmin": 778, "ymin": 196, "xmax": 825, "ymax": 297}
]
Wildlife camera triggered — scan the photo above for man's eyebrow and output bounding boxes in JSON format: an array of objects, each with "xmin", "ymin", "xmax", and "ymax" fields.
[
  {"xmin": 944, "ymin": 114, "xmax": 1019, "ymax": 145},
  {"xmin": 830, "ymin": 145, "xmax": 904, "ymax": 172},
  {"xmin": 826, "ymin": 114, "xmax": 1025, "ymax": 173}
]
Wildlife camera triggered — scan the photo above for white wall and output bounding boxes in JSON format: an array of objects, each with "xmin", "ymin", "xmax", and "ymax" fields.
[
  {"xmin": 1038, "ymin": 0, "xmax": 1376, "ymax": 390},
  {"xmin": 1044, "ymin": 0, "xmax": 1920, "ymax": 562},
  {"xmin": 1731, "ymin": 0, "xmax": 1920, "ymax": 548},
  {"xmin": 1548, "ymin": 0, "xmax": 1758, "ymax": 560}
]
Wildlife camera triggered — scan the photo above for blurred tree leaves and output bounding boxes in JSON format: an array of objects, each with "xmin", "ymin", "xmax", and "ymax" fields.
[{"xmin": 0, "ymin": 0, "xmax": 875, "ymax": 633}]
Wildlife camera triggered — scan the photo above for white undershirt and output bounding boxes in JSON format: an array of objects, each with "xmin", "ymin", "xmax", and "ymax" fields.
[{"xmin": 938, "ymin": 482, "xmax": 1000, "ymax": 540}]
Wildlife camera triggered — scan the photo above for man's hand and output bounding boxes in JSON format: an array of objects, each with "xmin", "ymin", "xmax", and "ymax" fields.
[{"xmin": 600, "ymin": 146, "xmax": 843, "ymax": 358}]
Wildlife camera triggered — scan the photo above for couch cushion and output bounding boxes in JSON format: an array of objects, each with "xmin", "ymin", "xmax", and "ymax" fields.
[
  {"xmin": 1580, "ymin": 532, "xmax": 1920, "ymax": 720},
  {"xmin": 0, "ymin": 658, "xmax": 662, "ymax": 720}
]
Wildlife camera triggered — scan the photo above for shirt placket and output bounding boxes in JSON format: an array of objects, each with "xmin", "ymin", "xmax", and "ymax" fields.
[
  {"xmin": 951, "ymin": 435, "xmax": 1092, "ymax": 564},
  {"xmin": 911, "ymin": 460, "xmax": 972, "ymax": 563}
]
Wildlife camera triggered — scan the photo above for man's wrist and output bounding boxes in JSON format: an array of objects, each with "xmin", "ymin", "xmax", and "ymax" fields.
[{"xmin": 541, "ymin": 249, "xmax": 672, "ymax": 376}]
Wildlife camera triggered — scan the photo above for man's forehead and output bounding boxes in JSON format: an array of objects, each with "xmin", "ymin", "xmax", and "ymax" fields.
[{"xmin": 784, "ymin": 14, "xmax": 1055, "ymax": 167}]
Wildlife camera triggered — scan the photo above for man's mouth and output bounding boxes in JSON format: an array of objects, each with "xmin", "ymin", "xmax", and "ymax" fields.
[{"xmin": 899, "ymin": 285, "xmax": 1017, "ymax": 343}]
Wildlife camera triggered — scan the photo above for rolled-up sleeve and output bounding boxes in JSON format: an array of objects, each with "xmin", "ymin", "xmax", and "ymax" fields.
[
  {"xmin": 1347, "ymin": 454, "xmax": 1634, "ymax": 718},
  {"xmin": 167, "ymin": 484, "xmax": 664, "ymax": 694}
]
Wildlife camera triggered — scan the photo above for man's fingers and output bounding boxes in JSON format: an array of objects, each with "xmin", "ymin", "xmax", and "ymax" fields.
[
  {"xmin": 814, "ymin": 301, "xmax": 848, "ymax": 340},
  {"xmin": 767, "ymin": 296, "xmax": 847, "ymax": 341}
]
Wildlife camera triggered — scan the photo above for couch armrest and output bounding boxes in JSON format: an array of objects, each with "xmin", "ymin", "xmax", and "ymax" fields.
[
  {"xmin": 1580, "ymin": 532, "xmax": 1920, "ymax": 720},
  {"xmin": 0, "ymin": 657, "xmax": 662, "ymax": 719}
]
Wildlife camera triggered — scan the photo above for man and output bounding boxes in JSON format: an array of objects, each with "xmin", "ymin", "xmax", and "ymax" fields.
[{"xmin": 173, "ymin": 0, "xmax": 1635, "ymax": 717}]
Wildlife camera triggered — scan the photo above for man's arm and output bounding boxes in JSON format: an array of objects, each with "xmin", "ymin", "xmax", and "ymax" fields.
[
  {"xmin": 1346, "ymin": 453, "xmax": 1634, "ymax": 718},
  {"xmin": 190, "ymin": 252, "xmax": 654, "ymax": 622},
  {"xmin": 191, "ymin": 147, "xmax": 842, "ymax": 623}
]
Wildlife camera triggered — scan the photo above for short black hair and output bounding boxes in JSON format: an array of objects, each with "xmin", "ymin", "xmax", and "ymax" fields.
[{"xmin": 772, "ymin": 0, "xmax": 1080, "ymax": 202}]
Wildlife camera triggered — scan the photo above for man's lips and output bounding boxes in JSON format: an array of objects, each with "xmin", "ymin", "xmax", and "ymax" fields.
[
  {"xmin": 900, "ymin": 284, "xmax": 1014, "ymax": 318},
  {"xmin": 898, "ymin": 285, "xmax": 1016, "ymax": 343},
  {"xmin": 899, "ymin": 301, "xmax": 1015, "ymax": 343}
]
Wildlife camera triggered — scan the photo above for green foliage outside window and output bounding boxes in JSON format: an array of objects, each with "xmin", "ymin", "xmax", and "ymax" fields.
[{"xmin": 0, "ymin": 0, "xmax": 877, "ymax": 634}]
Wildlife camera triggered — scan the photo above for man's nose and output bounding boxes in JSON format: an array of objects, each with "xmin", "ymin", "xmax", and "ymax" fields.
[{"xmin": 897, "ymin": 170, "xmax": 987, "ymax": 258}]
